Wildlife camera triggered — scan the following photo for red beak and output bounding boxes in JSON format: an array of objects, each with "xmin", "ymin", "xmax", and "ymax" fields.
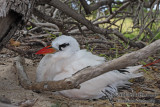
[{"xmin": 36, "ymin": 45, "xmax": 57, "ymax": 55}]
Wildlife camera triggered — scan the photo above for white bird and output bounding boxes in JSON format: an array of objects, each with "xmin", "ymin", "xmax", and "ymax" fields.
[{"xmin": 36, "ymin": 35, "xmax": 143, "ymax": 99}]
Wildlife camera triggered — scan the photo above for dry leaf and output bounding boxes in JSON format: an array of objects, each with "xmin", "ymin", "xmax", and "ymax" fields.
[
  {"xmin": 156, "ymin": 95, "xmax": 160, "ymax": 99},
  {"xmin": 10, "ymin": 38, "xmax": 20, "ymax": 47}
]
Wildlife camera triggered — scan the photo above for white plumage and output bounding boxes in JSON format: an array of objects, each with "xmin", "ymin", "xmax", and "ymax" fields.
[{"xmin": 36, "ymin": 35, "xmax": 143, "ymax": 99}]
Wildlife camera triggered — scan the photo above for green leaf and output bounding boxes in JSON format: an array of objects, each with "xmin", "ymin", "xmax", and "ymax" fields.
[
  {"xmin": 126, "ymin": 103, "xmax": 130, "ymax": 107},
  {"xmin": 141, "ymin": 61, "xmax": 147, "ymax": 65},
  {"xmin": 27, "ymin": 26, "xmax": 32, "ymax": 30},
  {"xmin": 45, "ymin": 30, "xmax": 57, "ymax": 39}
]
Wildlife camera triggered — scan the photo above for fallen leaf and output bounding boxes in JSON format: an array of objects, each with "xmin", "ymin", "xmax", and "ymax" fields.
[{"xmin": 10, "ymin": 38, "xmax": 20, "ymax": 47}]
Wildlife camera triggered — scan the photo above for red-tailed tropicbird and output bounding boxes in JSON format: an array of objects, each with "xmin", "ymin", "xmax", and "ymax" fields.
[{"xmin": 36, "ymin": 35, "xmax": 143, "ymax": 99}]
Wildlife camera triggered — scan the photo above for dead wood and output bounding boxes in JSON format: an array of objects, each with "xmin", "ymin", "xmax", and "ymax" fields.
[
  {"xmin": 32, "ymin": 8, "xmax": 63, "ymax": 28},
  {"xmin": 14, "ymin": 56, "xmax": 32, "ymax": 88},
  {"xmin": 5, "ymin": 45, "xmax": 39, "ymax": 55},
  {"xmin": 79, "ymin": 0, "xmax": 91, "ymax": 14},
  {"xmin": 0, "ymin": 103, "xmax": 17, "ymax": 107},
  {"xmin": 0, "ymin": 11, "xmax": 22, "ymax": 50},
  {"xmin": 0, "ymin": 0, "xmax": 35, "ymax": 20},
  {"xmin": 36, "ymin": 0, "xmax": 143, "ymax": 48},
  {"xmin": 14, "ymin": 39, "xmax": 160, "ymax": 92},
  {"xmin": 38, "ymin": 0, "xmax": 108, "ymax": 35},
  {"xmin": 0, "ymin": 0, "xmax": 35, "ymax": 50}
]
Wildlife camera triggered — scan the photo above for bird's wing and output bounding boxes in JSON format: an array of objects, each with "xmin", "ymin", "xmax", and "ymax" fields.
[
  {"xmin": 53, "ymin": 50, "xmax": 105, "ymax": 81},
  {"xmin": 59, "ymin": 65, "xmax": 143, "ymax": 99},
  {"xmin": 36, "ymin": 54, "xmax": 67, "ymax": 82},
  {"xmin": 74, "ymin": 49, "xmax": 106, "ymax": 65},
  {"xmin": 36, "ymin": 54, "xmax": 54, "ymax": 82}
]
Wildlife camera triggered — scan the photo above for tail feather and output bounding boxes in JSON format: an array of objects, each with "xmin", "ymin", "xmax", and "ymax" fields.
[
  {"xmin": 102, "ymin": 65, "xmax": 143, "ymax": 99},
  {"xmin": 125, "ymin": 65, "xmax": 143, "ymax": 73}
]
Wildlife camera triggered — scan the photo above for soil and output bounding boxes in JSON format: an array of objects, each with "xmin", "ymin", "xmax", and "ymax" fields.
[{"xmin": 0, "ymin": 48, "xmax": 160, "ymax": 107}]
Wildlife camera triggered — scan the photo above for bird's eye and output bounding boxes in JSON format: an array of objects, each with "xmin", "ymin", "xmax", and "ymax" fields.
[{"xmin": 59, "ymin": 43, "xmax": 70, "ymax": 51}]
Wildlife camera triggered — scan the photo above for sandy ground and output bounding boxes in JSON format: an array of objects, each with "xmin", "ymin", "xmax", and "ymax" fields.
[
  {"xmin": 0, "ymin": 48, "xmax": 160, "ymax": 107},
  {"xmin": 0, "ymin": 48, "xmax": 113, "ymax": 107}
]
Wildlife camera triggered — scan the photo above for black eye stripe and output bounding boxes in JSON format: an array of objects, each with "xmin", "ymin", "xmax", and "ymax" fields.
[
  {"xmin": 117, "ymin": 69, "xmax": 129, "ymax": 74},
  {"xmin": 59, "ymin": 43, "xmax": 69, "ymax": 51}
]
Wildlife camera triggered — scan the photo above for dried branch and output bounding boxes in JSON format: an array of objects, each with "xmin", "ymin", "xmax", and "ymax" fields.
[
  {"xmin": 144, "ymin": 0, "xmax": 157, "ymax": 8},
  {"xmin": 14, "ymin": 56, "xmax": 32, "ymax": 88},
  {"xmin": 36, "ymin": 22, "xmax": 59, "ymax": 31},
  {"xmin": 38, "ymin": 0, "xmax": 108, "ymax": 35},
  {"xmin": 64, "ymin": 21, "xmax": 86, "ymax": 36},
  {"xmin": 33, "ymin": 8, "xmax": 63, "ymax": 27},
  {"xmin": 14, "ymin": 39, "xmax": 160, "ymax": 92},
  {"xmin": 29, "ymin": 39, "xmax": 47, "ymax": 47},
  {"xmin": 34, "ymin": 0, "xmax": 149, "ymax": 48},
  {"xmin": 79, "ymin": 0, "xmax": 91, "ymax": 14},
  {"xmin": 89, "ymin": 0, "xmax": 114, "ymax": 11},
  {"xmin": 0, "ymin": 0, "xmax": 7, "ymax": 17},
  {"xmin": 93, "ymin": 2, "xmax": 130, "ymax": 24},
  {"xmin": 111, "ymin": 29, "xmax": 146, "ymax": 48},
  {"xmin": 0, "ymin": 103, "xmax": 17, "ymax": 107},
  {"xmin": 137, "ymin": 19, "xmax": 155, "ymax": 39},
  {"xmin": 27, "ymin": 33, "xmax": 49, "ymax": 39},
  {"xmin": 5, "ymin": 45, "xmax": 40, "ymax": 54}
]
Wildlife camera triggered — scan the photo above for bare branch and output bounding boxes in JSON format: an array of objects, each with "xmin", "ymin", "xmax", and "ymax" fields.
[
  {"xmin": 14, "ymin": 56, "xmax": 32, "ymax": 88},
  {"xmin": 79, "ymin": 0, "xmax": 91, "ymax": 14},
  {"xmin": 0, "ymin": 0, "xmax": 7, "ymax": 17},
  {"xmin": 36, "ymin": 22, "xmax": 59, "ymax": 31},
  {"xmin": 112, "ymin": 29, "xmax": 145, "ymax": 48},
  {"xmin": 0, "ymin": 103, "xmax": 17, "ymax": 107},
  {"xmin": 38, "ymin": 0, "xmax": 108, "ymax": 35},
  {"xmin": 33, "ymin": 8, "xmax": 63, "ymax": 27},
  {"xmin": 89, "ymin": 0, "xmax": 113, "ymax": 11},
  {"xmin": 95, "ymin": 2, "xmax": 130, "ymax": 24},
  {"xmin": 64, "ymin": 21, "xmax": 86, "ymax": 36}
]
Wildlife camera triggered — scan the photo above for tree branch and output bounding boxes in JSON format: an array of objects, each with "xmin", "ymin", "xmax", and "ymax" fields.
[
  {"xmin": 14, "ymin": 39, "xmax": 160, "ymax": 92},
  {"xmin": 89, "ymin": 0, "xmax": 114, "ymax": 11},
  {"xmin": 36, "ymin": 0, "xmax": 143, "ymax": 48},
  {"xmin": 79, "ymin": 0, "xmax": 91, "ymax": 14},
  {"xmin": 112, "ymin": 29, "xmax": 145, "ymax": 48},
  {"xmin": 33, "ymin": 8, "xmax": 63, "ymax": 28},
  {"xmin": 38, "ymin": 0, "xmax": 108, "ymax": 35}
]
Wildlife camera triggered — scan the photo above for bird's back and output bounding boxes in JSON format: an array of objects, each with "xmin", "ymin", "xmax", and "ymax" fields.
[{"xmin": 53, "ymin": 49, "xmax": 105, "ymax": 81}]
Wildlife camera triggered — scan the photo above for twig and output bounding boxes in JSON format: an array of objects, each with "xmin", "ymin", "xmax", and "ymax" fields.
[
  {"xmin": 5, "ymin": 45, "xmax": 40, "ymax": 54},
  {"xmin": 14, "ymin": 56, "xmax": 32, "ymax": 88},
  {"xmin": 29, "ymin": 39, "xmax": 47, "ymax": 47},
  {"xmin": 39, "ymin": 0, "xmax": 108, "ymax": 35},
  {"xmin": 36, "ymin": 22, "xmax": 59, "ymax": 31},
  {"xmin": 64, "ymin": 21, "xmax": 86, "ymax": 37},
  {"xmin": 33, "ymin": 8, "xmax": 63, "ymax": 28},
  {"xmin": 79, "ymin": 0, "xmax": 91, "ymax": 14},
  {"xmin": 112, "ymin": 29, "xmax": 146, "ymax": 48},
  {"xmin": 98, "ymin": 2, "xmax": 130, "ymax": 23}
]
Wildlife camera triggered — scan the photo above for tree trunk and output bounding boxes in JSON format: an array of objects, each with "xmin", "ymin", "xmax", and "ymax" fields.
[
  {"xmin": 0, "ymin": 10, "xmax": 22, "ymax": 50},
  {"xmin": 0, "ymin": 0, "xmax": 35, "ymax": 50}
]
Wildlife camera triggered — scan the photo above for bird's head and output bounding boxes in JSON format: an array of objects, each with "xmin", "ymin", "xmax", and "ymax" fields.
[{"xmin": 36, "ymin": 35, "xmax": 80, "ymax": 55}]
